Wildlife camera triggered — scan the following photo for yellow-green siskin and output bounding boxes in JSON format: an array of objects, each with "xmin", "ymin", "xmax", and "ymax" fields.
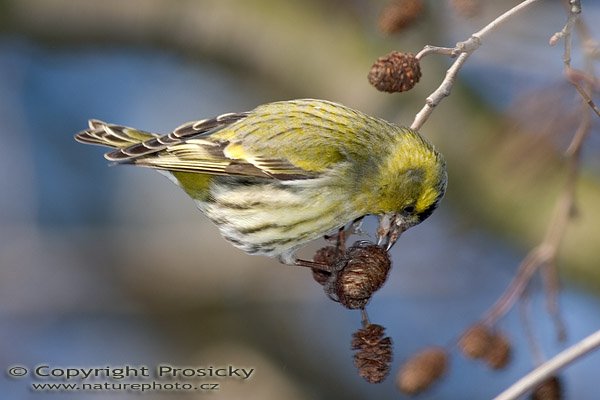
[{"xmin": 75, "ymin": 99, "xmax": 447, "ymax": 265}]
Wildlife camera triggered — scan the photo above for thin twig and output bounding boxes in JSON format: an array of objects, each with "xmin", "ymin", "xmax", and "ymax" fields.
[
  {"xmin": 542, "ymin": 262, "xmax": 567, "ymax": 342},
  {"xmin": 361, "ymin": 309, "xmax": 370, "ymax": 327},
  {"xmin": 493, "ymin": 328, "xmax": 600, "ymax": 400},
  {"xmin": 415, "ymin": 45, "xmax": 455, "ymax": 60},
  {"xmin": 482, "ymin": 0, "xmax": 594, "ymax": 334},
  {"xmin": 481, "ymin": 101, "xmax": 590, "ymax": 329},
  {"xmin": 472, "ymin": 0, "xmax": 543, "ymax": 42},
  {"xmin": 555, "ymin": 0, "xmax": 600, "ymax": 119},
  {"xmin": 537, "ymin": 0, "xmax": 593, "ymax": 341},
  {"xmin": 519, "ymin": 286, "xmax": 545, "ymax": 366},
  {"xmin": 568, "ymin": 76, "xmax": 600, "ymax": 118},
  {"xmin": 482, "ymin": 245, "xmax": 552, "ymax": 326},
  {"xmin": 410, "ymin": 0, "xmax": 543, "ymax": 131},
  {"xmin": 411, "ymin": 52, "xmax": 470, "ymax": 130}
]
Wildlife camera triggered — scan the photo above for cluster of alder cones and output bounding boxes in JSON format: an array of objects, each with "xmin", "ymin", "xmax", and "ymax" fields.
[
  {"xmin": 304, "ymin": 1, "xmax": 564, "ymax": 397},
  {"xmin": 318, "ymin": 1, "xmax": 561, "ymax": 393},
  {"xmin": 309, "ymin": 239, "xmax": 560, "ymax": 397}
]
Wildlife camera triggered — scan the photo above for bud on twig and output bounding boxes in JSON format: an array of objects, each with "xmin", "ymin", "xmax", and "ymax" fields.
[
  {"xmin": 325, "ymin": 241, "xmax": 391, "ymax": 309},
  {"xmin": 352, "ymin": 323, "xmax": 393, "ymax": 384},
  {"xmin": 378, "ymin": 0, "xmax": 424, "ymax": 35},
  {"xmin": 396, "ymin": 347, "xmax": 448, "ymax": 395},
  {"xmin": 368, "ymin": 52, "xmax": 422, "ymax": 93}
]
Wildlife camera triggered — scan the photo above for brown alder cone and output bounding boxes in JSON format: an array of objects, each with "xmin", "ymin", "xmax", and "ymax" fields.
[
  {"xmin": 368, "ymin": 52, "xmax": 421, "ymax": 93},
  {"xmin": 311, "ymin": 246, "xmax": 338, "ymax": 285},
  {"xmin": 531, "ymin": 376, "xmax": 562, "ymax": 400},
  {"xmin": 352, "ymin": 323, "xmax": 393, "ymax": 384},
  {"xmin": 484, "ymin": 331, "xmax": 512, "ymax": 370},
  {"xmin": 378, "ymin": 0, "xmax": 424, "ymax": 34},
  {"xmin": 459, "ymin": 323, "xmax": 494, "ymax": 359},
  {"xmin": 396, "ymin": 347, "xmax": 448, "ymax": 395},
  {"xmin": 449, "ymin": 0, "xmax": 481, "ymax": 18},
  {"xmin": 325, "ymin": 241, "xmax": 391, "ymax": 309}
]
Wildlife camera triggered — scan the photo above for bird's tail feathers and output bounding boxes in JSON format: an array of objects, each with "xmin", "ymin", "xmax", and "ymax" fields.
[{"xmin": 74, "ymin": 119, "xmax": 158, "ymax": 149}]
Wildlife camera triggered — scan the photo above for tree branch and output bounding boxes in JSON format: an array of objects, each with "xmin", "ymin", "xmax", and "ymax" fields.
[
  {"xmin": 411, "ymin": 0, "xmax": 543, "ymax": 131},
  {"xmin": 493, "ymin": 328, "xmax": 600, "ymax": 400}
]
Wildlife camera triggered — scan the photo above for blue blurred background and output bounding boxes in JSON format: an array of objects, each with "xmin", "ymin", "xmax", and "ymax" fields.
[{"xmin": 1, "ymin": 1, "xmax": 599, "ymax": 399}]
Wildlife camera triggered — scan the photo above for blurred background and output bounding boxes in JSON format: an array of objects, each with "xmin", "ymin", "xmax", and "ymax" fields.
[{"xmin": 1, "ymin": 0, "xmax": 599, "ymax": 398}]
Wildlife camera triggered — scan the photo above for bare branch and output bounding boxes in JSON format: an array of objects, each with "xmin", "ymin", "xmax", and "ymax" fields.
[
  {"xmin": 493, "ymin": 328, "xmax": 600, "ymax": 400},
  {"xmin": 481, "ymin": 98, "xmax": 591, "ymax": 334},
  {"xmin": 410, "ymin": 0, "xmax": 543, "ymax": 131},
  {"xmin": 411, "ymin": 52, "xmax": 470, "ymax": 130},
  {"xmin": 552, "ymin": 0, "xmax": 600, "ymax": 118}
]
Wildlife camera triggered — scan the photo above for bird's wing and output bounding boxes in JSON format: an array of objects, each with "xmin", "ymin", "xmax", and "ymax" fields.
[
  {"xmin": 97, "ymin": 112, "xmax": 321, "ymax": 180},
  {"xmin": 133, "ymin": 137, "xmax": 316, "ymax": 180}
]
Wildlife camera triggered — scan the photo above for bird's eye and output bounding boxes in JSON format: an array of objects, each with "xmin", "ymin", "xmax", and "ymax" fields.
[{"xmin": 402, "ymin": 205, "xmax": 416, "ymax": 215}]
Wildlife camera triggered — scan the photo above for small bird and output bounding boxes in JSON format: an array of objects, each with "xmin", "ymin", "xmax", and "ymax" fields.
[{"xmin": 75, "ymin": 99, "xmax": 447, "ymax": 267}]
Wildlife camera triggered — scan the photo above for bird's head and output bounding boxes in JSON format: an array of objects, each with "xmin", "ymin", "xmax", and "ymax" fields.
[{"xmin": 373, "ymin": 130, "xmax": 447, "ymax": 250}]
